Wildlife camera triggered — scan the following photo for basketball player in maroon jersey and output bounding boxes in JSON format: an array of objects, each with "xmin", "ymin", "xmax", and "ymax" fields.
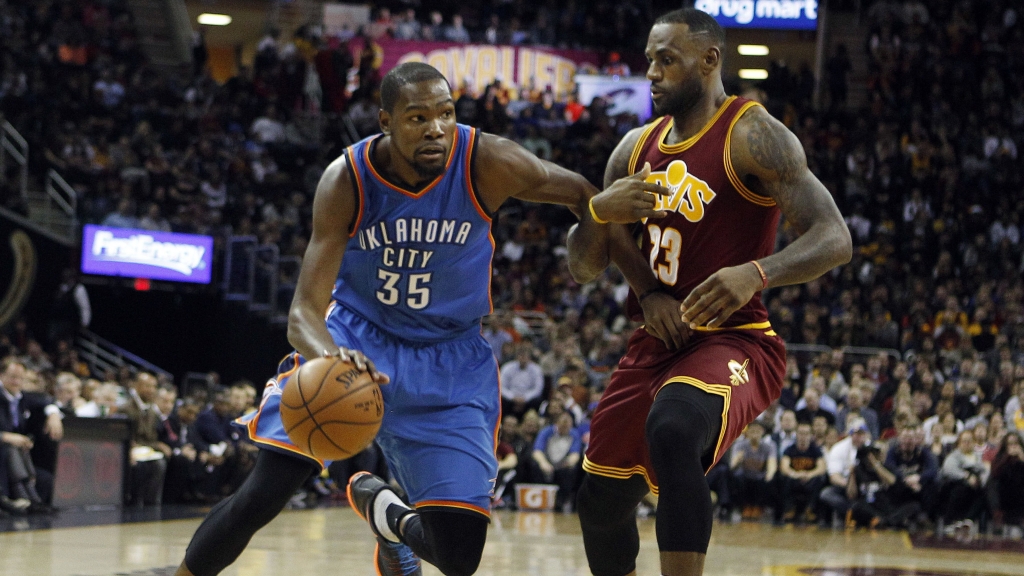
[{"xmin": 566, "ymin": 8, "xmax": 852, "ymax": 576}]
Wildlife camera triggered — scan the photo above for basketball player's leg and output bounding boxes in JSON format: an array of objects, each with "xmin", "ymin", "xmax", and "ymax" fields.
[
  {"xmin": 175, "ymin": 449, "xmax": 316, "ymax": 576},
  {"xmin": 359, "ymin": 423, "xmax": 496, "ymax": 576},
  {"xmin": 649, "ymin": 332, "xmax": 785, "ymax": 576},
  {"xmin": 576, "ymin": 473, "xmax": 650, "ymax": 576},
  {"xmin": 577, "ymin": 354, "xmax": 660, "ymax": 576},
  {"xmin": 388, "ymin": 506, "xmax": 489, "ymax": 575},
  {"xmin": 646, "ymin": 383, "xmax": 724, "ymax": 576}
]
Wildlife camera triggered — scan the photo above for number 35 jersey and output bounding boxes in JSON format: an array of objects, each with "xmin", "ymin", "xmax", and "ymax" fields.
[
  {"xmin": 628, "ymin": 96, "xmax": 780, "ymax": 328},
  {"xmin": 333, "ymin": 124, "xmax": 495, "ymax": 343}
]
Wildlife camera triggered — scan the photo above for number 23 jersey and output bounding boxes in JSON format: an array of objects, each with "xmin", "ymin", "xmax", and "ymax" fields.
[
  {"xmin": 628, "ymin": 96, "xmax": 780, "ymax": 328},
  {"xmin": 334, "ymin": 124, "xmax": 495, "ymax": 343}
]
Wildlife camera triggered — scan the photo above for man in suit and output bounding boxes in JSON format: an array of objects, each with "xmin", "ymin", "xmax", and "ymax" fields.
[
  {"xmin": 0, "ymin": 358, "xmax": 61, "ymax": 511},
  {"xmin": 122, "ymin": 372, "xmax": 170, "ymax": 506}
]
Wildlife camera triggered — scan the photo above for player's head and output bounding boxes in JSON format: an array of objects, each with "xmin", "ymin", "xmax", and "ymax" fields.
[
  {"xmin": 379, "ymin": 62, "xmax": 456, "ymax": 179},
  {"xmin": 646, "ymin": 8, "xmax": 725, "ymax": 117}
]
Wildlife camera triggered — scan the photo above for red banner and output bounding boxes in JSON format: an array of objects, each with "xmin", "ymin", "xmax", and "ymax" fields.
[{"xmin": 354, "ymin": 38, "xmax": 603, "ymax": 98}]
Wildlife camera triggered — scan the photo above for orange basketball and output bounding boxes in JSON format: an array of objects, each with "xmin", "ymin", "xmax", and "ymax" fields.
[{"xmin": 279, "ymin": 356, "xmax": 384, "ymax": 460}]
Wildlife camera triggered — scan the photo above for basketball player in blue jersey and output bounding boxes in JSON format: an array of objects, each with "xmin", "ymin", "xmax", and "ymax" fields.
[{"xmin": 173, "ymin": 62, "xmax": 671, "ymax": 576}]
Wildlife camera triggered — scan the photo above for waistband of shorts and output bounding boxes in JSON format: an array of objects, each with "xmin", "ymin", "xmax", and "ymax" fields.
[{"xmin": 330, "ymin": 300, "xmax": 486, "ymax": 347}]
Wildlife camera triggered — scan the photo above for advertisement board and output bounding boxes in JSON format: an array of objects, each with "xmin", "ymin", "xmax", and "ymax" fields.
[
  {"xmin": 575, "ymin": 75, "xmax": 653, "ymax": 122},
  {"xmin": 81, "ymin": 225, "xmax": 214, "ymax": 284},
  {"xmin": 695, "ymin": 0, "xmax": 818, "ymax": 30},
  {"xmin": 361, "ymin": 38, "xmax": 603, "ymax": 97}
]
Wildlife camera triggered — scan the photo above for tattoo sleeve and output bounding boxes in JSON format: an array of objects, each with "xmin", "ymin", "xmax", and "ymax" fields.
[{"xmin": 739, "ymin": 109, "xmax": 852, "ymax": 288}]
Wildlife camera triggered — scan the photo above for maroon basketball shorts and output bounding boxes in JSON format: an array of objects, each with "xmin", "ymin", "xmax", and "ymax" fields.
[{"xmin": 584, "ymin": 323, "xmax": 785, "ymax": 494}]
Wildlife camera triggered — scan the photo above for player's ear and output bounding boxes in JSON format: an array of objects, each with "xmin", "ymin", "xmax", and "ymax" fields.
[
  {"xmin": 379, "ymin": 109, "xmax": 391, "ymax": 135},
  {"xmin": 702, "ymin": 46, "xmax": 721, "ymax": 73}
]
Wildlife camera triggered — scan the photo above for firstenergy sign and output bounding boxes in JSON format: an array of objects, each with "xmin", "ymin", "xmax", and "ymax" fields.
[
  {"xmin": 696, "ymin": 0, "xmax": 818, "ymax": 30},
  {"xmin": 81, "ymin": 225, "xmax": 213, "ymax": 284}
]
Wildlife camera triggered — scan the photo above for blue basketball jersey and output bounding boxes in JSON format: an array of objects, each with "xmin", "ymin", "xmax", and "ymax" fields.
[{"xmin": 334, "ymin": 124, "xmax": 494, "ymax": 343}]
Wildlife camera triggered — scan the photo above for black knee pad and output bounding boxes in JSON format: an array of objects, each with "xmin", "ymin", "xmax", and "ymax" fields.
[
  {"xmin": 577, "ymin": 474, "xmax": 648, "ymax": 576},
  {"xmin": 577, "ymin": 473, "xmax": 648, "ymax": 532},
  {"xmin": 645, "ymin": 384, "xmax": 722, "ymax": 464},
  {"xmin": 645, "ymin": 384, "xmax": 724, "ymax": 554}
]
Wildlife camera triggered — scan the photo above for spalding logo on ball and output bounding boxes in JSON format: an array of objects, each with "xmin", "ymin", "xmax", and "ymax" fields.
[{"xmin": 279, "ymin": 356, "xmax": 384, "ymax": 460}]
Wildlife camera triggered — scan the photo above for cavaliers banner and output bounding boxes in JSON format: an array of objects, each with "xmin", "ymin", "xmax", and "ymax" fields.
[{"xmin": 362, "ymin": 38, "xmax": 603, "ymax": 98}]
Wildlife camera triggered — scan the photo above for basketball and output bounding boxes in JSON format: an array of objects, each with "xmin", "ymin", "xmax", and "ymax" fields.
[{"xmin": 279, "ymin": 356, "xmax": 384, "ymax": 460}]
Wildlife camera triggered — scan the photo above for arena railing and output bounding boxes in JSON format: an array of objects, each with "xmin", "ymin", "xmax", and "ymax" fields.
[
  {"xmin": 0, "ymin": 119, "xmax": 28, "ymax": 201},
  {"xmin": 76, "ymin": 328, "xmax": 173, "ymax": 382},
  {"xmin": 44, "ymin": 169, "xmax": 78, "ymax": 223}
]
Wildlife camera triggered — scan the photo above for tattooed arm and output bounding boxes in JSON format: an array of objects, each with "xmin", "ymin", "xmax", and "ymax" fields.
[
  {"xmin": 679, "ymin": 106, "xmax": 852, "ymax": 329},
  {"xmin": 734, "ymin": 106, "xmax": 852, "ymax": 287}
]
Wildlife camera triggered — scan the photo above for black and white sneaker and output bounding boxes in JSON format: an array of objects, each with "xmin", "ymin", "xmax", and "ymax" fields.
[{"xmin": 347, "ymin": 472, "xmax": 422, "ymax": 576}]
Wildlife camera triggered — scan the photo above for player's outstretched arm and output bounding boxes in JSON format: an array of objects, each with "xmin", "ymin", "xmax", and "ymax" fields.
[
  {"xmin": 679, "ymin": 106, "xmax": 852, "ymax": 329},
  {"xmin": 472, "ymin": 133, "xmax": 610, "ymax": 282},
  {"xmin": 288, "ymin": 156, "xmax": 389, "ymax": 384}
]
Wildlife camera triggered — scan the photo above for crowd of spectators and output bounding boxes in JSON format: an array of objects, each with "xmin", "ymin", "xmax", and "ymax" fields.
[
  {"xmin": 0, "ymin": 331, "xmax": 283, "ymax": 514},
  {"xmin": 358, "ymin": 1, "xmax": 650, "ymax": 52},
  {"xmin": 2, "ymin": 0, "xmax": 1024, "ymax": 537}
]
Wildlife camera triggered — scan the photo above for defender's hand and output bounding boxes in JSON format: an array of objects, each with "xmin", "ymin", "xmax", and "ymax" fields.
[
  {"xmin": 590, "ymin": 162, "xmax": 670, "ymax": 223},
  {"xmin": 330, "ymin": 347, "xmax": 391, "ymax": 385},
  {"xmin": 680, "ymin": 264, "xmax": 763, "ymax": 329},
  {"xmin": 640, "ymin": 292, "xmax": 691, "ymax": 350}
]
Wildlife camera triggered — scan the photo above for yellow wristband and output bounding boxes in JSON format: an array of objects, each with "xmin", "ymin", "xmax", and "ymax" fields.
[{"xmin": 589, "ymin": 197, "xmax": 608, "ymax": 224}]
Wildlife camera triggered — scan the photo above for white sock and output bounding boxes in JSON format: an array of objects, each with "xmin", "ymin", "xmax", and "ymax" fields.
[{"xmin": 372, "ymin": 489, "xmax": 408, "ymax": 543}]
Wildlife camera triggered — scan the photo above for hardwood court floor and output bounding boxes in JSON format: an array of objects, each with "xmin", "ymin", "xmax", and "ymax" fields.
[{"xmin": 0, "ymin": 508, "xmax": 1021, "ymax": 576}]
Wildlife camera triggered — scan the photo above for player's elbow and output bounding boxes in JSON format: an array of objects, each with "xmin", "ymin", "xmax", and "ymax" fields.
[
  {"xmin": 566, "ymin": 224, "xmax": 608, "ymax": 284},
  {"xmin": 568, "ymin": 259, "xmax": 604, "ymax": 285},
  {"xmin": 834, "ymin": 224, "xmax": 853, "ymax": 266}
]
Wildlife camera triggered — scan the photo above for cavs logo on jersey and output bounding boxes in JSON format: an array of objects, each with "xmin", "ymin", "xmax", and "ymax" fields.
[
  {"xmin": 728, "ymin": 359, "xmax": 750, "ymax": 386},
  {"xmin": 644, "ymin": 159, "xmax": 717, "ymax": 223}
]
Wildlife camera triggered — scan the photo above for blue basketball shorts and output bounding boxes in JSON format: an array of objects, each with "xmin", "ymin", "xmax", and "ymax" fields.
[{"xmin": 236, "ymin": 301, "xmax": 501, "ymax": 517}]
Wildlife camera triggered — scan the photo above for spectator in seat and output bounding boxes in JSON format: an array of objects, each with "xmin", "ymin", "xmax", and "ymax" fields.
[
  {"xmin": 884, "ymin": 423, "xmax": 938, "ymax": 522},
  {"xmin": 123, "ymin": 372, "xmax": 169, "ymax": 506},
  {"xmin": 836, "ymin": 388, "xmax": 880, "ymax": 440},
  {"xmin": 729, "ymin": 420, "xmax": 777, "ymax": 520},
  {"xmin": 492, "ymin": 415, "xmax": 520, "ymax": 509},
  {"xmin": 250, "ymin": 106, "xmax": 286, "ymax": 145},
  {"xmin": 0, "ymin": 358, "xmax": 60, "ymax": 511},
  {"xmin": 937, "ymin": 430, "xmax": 989, "ymax": 529},
  {"xmin": 530, "ymin": 411, "xmax": 581, "ymax": 512},
  {"xmin": 845, "ymin": 443, "xmax": 919, "ymax": 529},
  {"xmin": 987, "ymin": 431, "xmax": 1024, "ymax": 535},
  {"xmin": 54, "ymin": 372, "xmax": 84, "ymax": 415},
  {"xmin": 776, "ymin": 422, "xmax": 827, "ymax": 525},
  {"xmin": 500, "ymin": 342, "xmax": 545, "ymax": 418},
  {"xmin": 156, "ymin": 386, "xmax": 195, "ymax": 503},
  {"xmin": 773, "ymin": 409, "xmax": 799, "ymax": 457},
  {"xmin": 796, "ymin": 388, "xmax": 836, "ymax": 426},
  {"xmin": 101, "ymin": 198, "xmax": 138, "ymax": 229},
  {"xmin": 820, "ymin": 420, "xmax": 871, "ymax": 526}
]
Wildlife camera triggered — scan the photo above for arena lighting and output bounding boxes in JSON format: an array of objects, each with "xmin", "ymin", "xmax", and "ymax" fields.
[
  {"xmin": 739, "ymin": 69, "xmax": 769, "ymax": 80},
  {"xmin": 197, "ymin": 13, "xmax": 232, "ymax": 26},
  {"xmin": 738, "ymin": 45, "xmax": 770, "ymax": 56}
]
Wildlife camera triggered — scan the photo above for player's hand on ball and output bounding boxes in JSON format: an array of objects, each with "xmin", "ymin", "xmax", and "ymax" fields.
[
  {"xmin": 590, "ymin": 162, "xmax": 670, "ymax": 223},
  {"xmin": 680, "ymin": 264, "xmax": 763, "ymax": 329},
  {"xmin": 640, "ymin": 292, "xmax": 691, "ymax": 350},
  {"xmin": 329, "ymin": 346, "xmax": 390, "ymax": 385}
]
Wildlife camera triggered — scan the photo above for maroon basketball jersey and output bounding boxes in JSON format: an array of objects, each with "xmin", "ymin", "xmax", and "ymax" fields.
[{"xmin": 626, "ymin": 95, "xmax": 779, "ymax": 328}]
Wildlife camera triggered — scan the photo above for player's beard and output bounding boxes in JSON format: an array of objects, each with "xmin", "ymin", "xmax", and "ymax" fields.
[
  {"xmin": 654, "ymin": 74, "xmax": 704, "ymax": 119},
  {"xmin": 411, "ymin": 158, "xmax": 446, "ymax": 178}
]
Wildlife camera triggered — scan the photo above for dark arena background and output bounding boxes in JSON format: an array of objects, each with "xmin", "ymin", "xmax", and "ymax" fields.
[{"xmin": 1, "ymin": 0, "xmax": 1023, "ymax": 574}]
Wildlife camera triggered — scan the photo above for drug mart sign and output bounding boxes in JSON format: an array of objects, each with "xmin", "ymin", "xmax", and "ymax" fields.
[{"xmin": 696, "ymin": 0, "xmax": 819, "ymax": 30}]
